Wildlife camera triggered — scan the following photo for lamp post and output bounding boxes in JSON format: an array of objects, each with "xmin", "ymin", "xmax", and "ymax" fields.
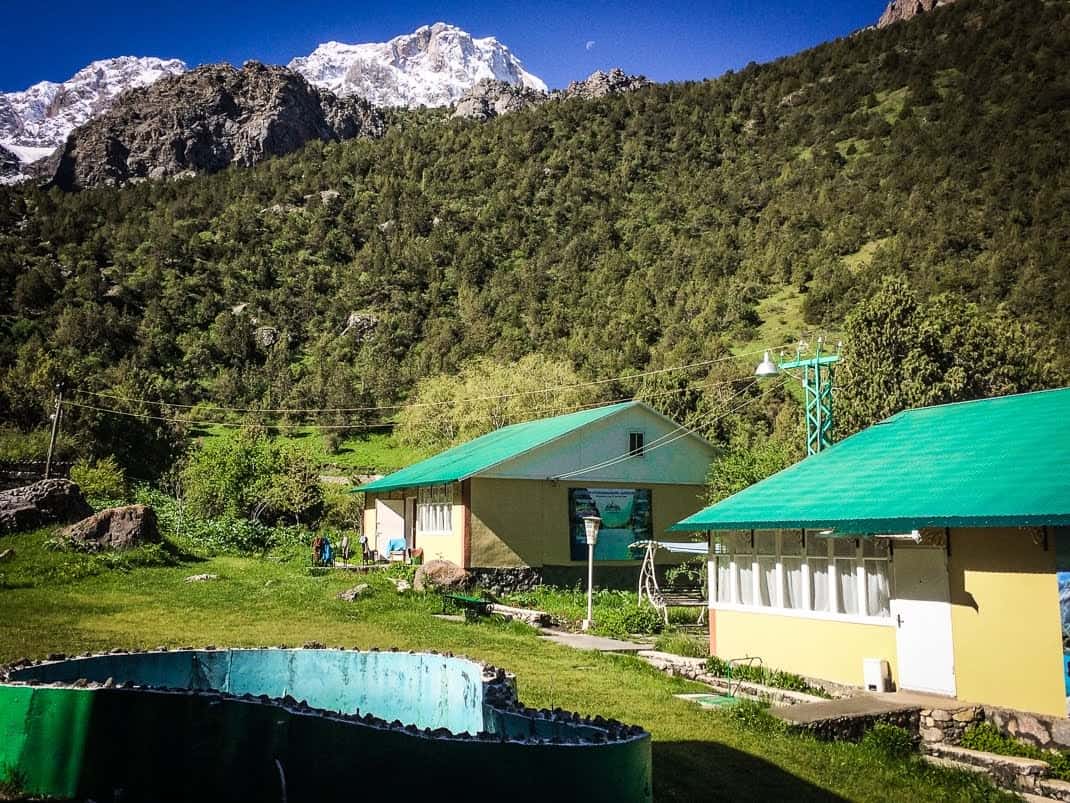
[
  {"xmin": 581, "ymin": 515, "xmax": 602, "ymax": 631},
  {"xmin": 756, "ymin": 338, "xmax": 841, "ymax": 455}
]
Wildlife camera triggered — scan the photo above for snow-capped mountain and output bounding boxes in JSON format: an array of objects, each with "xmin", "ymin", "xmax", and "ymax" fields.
[
  {"xmin": 0, "ymin": 56, "xmax": 187, "ymax": 162},
  {"xmin": 289, "ymin": 22, "xmax": 546, "ymax": 108}
]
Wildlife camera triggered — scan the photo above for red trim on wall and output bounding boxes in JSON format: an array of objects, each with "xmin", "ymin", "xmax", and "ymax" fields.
[
  {"xmin": 461, "ymin": 479, "xmax": 472, "ymax": 568},
  {"xmin": 708, "ymin": 608, "xmax": 717, "ymax": 656}
]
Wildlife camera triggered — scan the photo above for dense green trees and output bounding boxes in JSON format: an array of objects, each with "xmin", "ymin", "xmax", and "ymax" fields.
[
  {"xmin": 0, "ymin": 0, "xmax": 1068, "ymax": 472},
  {"xmin": 395, "ymin": 355, "xmax": 602, "ymax": 451},
  {"xmin": 837, "ymin": 277, "xmax": 1057, "ymax": 436}
]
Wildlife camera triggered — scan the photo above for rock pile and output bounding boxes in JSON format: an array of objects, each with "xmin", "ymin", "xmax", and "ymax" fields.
[{"xmin": 0, "ymin": 479, "xmax": 93, "ymax": 533}]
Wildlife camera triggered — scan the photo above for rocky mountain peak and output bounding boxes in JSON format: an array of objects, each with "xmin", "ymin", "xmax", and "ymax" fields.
[
  {"xmin": 289, "ymin": 22, "xmax": 546, "ymax": 108},
  {"xmin": 877, "ymin": 0, "xmax": 958, "ymax": 27},
  {"xmin": 52, "ymin": 61, "xmax": 384, "ymax": 190},
  {"xmin": 565, "ymin": 68, "xmax": 652, "ymax": 99},
  {"xmin": 452, "ymin": 67, "xmax": 651, "ymax": 121}
]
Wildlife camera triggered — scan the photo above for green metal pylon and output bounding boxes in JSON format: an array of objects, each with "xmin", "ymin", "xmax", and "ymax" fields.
[{"xmin": 777, "ymin": 340, "xmax": 840, "ymax": 455}]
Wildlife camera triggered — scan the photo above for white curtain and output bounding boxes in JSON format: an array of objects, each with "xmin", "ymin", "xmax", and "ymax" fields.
[
  {"xmin": 866, "ymin": 561, "xmax": 891, "ymax": 617},
  {"xmin": 810, "ymin": 558, "xmax": 829, "ymax": 612},
  {"xmin": 738, "ymin": 559, "xmax": 755, "ymax": 606},
  {"xmin": 837, "ymin": 559, "xmax": 859, "ymax": 615},
  {"xmin": 758, "ymin": 557, "xmax": 777, "ymax": 606},
  {"xmin": 716, "ymin": 558, "xmax": 733, "ymax": 603},
  {"xmin": 783, "ymin": 558, "xmax": 803, "ymax": 609},
  {"xmin": 417, "ymin": 485, "xmax": 452, "ymax": 534}
]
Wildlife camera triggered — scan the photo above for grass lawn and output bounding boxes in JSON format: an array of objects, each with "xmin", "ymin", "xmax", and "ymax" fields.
[{"xmin": 0, "ymin": 532, "xmax": 1009, "ymax": 802}]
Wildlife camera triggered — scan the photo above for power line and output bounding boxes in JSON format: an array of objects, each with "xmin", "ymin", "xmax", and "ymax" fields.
[
  {"xmin": 63, "ymin": 372, "xmax": 767, "ymax": 433},
  {"xmin": 60, "ymin": 399, "xmax": 397, "ymax": 431},
  {"xmin": 71, "ymin": 346, "xmax": 774, "ymax": 414},
  {"xmin": 552, "ymin": 377, "xmax": 785, "ymax": 480}
]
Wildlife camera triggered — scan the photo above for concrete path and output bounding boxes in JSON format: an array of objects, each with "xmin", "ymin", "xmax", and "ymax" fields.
[
  {"xmin": 774, "ymin": 690, "xmax": 964, "ymax": 725},
  {"xmin": 538, "ymin": 629, "xmax": 648, "ymax": 652}
]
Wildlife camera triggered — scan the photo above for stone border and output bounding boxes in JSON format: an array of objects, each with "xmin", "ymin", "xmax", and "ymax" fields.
[{"xmin": 637, "ymin": 651, "xmax": 829, "ymax": 707}]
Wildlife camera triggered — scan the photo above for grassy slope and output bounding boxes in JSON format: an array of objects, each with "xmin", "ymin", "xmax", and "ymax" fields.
[
  {"xmin": 0, "ymin": 533, "xmax": 1007, "ymax": 802},
  {"xmin": 191, "ymin": 427, "xmax": 431, "ymax": 474}
]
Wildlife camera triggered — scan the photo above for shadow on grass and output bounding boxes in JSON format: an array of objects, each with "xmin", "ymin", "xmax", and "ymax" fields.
[{"xmin": 653, "ymin": 740, "xmax": 847, "ymax": 802}]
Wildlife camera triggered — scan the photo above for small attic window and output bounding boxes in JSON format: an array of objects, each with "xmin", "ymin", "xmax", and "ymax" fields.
[{"xmin": 629, "ymin": 431, "xmax": 645, "ymax": 457}]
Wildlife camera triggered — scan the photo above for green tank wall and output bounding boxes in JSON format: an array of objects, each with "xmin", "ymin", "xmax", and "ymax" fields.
[{"xmin": 0, "ymin": 649, "xmax": 652, "ymax": 802}]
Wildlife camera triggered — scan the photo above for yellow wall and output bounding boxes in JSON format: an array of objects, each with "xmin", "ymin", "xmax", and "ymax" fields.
[
  {"xmin": 363, "ymin": 488, "xmax": 465, "ymax": 566},
  {"xmin": 949, "ymin": 527, "xmax": 1064, "ymax": 717},
  {"xmin": 711, "ymin": 609, "xmax": 899, "ymax": 688},
  {"xmin": 468, "ymin": 478, "xmax": 707, "ymax": 567}
]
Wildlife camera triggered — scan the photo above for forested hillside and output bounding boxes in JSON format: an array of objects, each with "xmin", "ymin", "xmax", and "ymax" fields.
[{"xmin": 1, "ymin": 0, "xmax": 1068, "ymax": 472}]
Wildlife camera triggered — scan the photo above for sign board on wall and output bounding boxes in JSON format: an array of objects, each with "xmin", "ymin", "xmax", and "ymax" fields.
[{"xmin": 569, "ymin": 488, "xmax": 652, "ymax": 561}]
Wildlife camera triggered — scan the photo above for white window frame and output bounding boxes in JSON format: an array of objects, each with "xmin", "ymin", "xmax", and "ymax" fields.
[
  {"xmin": 416, "ymin": 484, "xmax": 453, "ymax": 536},
  {"xmin": 707, "ymin": 531, "xmax": 894, "ymax": 627}
]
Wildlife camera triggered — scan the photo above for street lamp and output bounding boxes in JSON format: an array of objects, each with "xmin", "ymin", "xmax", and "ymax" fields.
[
  {"xmin": 756, "ymin": 338, "xmax": 841, "ymax": 455},
  {"xmin": 581, "ymin": 515, "xmax": 602, "ymax": 631}
]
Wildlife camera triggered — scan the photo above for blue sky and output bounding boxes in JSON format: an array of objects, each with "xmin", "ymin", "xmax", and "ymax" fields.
[{"xmin": 2, "ymin": 1, "xmax": 880, "ymax": 92}]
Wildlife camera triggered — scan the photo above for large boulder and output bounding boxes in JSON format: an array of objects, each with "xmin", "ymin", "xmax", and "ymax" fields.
[
  {"xmin": 0, "ymin": 479, "xmax": 93, "ymax": 533},
  {"xmin": 62, "ymin": 504, "xmax": 160, "ymax": 550},
  {"xmin": 413, "ymin": 559, "xmax": 470, "ymax": 593}
]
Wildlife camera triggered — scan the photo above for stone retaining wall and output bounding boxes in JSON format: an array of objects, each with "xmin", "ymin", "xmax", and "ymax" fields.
[
  {"xmin": 986, "ymin": 706, "xmax": 1070, "ymax": 750},
  {"xmin": 919, "ymin": 704, "xmax": 984, "ymax": 745}
]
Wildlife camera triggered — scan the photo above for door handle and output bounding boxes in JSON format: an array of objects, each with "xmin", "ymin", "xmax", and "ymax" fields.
[{"xmin": 896, "ymin": 614, "xmax": 904, "ymax": 628}]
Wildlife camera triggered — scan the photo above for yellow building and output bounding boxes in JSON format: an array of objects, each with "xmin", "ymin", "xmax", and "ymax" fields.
[
  {"xmin": 672, "ymin": 388, "xmax": 1070, "ymax": 718},
  {"xmin": 358, "ymin": 402, "xmax": 715, "ymax": 585}
]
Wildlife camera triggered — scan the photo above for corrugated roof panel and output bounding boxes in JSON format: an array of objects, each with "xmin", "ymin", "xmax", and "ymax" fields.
[
  {"xmin": 671, "ymin": 387, "xmax": 1070, "ymax": 532},
  {"xmin": 357, "ymin": 402, "xmax": 634, "ymax": 493}
]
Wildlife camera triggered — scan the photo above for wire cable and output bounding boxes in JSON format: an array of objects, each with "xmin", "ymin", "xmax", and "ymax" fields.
[
  {"xmin": 551, "ymin": 377, "xmax": 786, "ymax": 480},
  {"xmin": 71, "ymin": 346, "xmax": 774, "ymax": 414}
]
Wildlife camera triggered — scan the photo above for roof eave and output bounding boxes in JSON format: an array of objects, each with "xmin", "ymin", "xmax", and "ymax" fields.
[{"xmin": 669, "ymin": 513, "xmax": 1070, "ymax": 533}]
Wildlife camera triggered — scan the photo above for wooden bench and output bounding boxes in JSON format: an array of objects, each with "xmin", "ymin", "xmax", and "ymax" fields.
[
  {"xmin": 653, "ymin": 586, "xmax": 707, "ymax": 625},
  {"xmin": 441, "ymin": 593, "xmax": 493, "ymax": 622}
]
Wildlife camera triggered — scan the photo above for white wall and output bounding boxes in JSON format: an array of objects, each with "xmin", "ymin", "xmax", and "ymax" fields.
[{"xmin": 478, "ymin": 405, "xmax": 715, "ymax": 485}]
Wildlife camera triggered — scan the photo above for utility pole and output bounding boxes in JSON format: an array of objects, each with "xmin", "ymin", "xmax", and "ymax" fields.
[
  {"xmin": 44, "ymin": 382, "xmax": 64, "ymax": 479},
  {"xmin": 755, "ymin": 338, "xmax": 841, "ymax": 455}
]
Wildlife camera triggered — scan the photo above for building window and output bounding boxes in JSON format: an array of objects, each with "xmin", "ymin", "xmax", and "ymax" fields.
[
  {"xmin": 417, "ymin": 484, "xmax": 453, "ymax": 535},
  {"xmin": 629, "ymin": 431, "xmax": 645, "ymax": 457},
  {"xmin": 709, "ymin": 531, "xmax": 892, "ymax": 621}
]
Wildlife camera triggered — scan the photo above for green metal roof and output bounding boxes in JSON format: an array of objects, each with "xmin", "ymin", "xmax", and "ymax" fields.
[
  {"xmin": 671, "ymin": 387, "xmax": 1070, "ymax": 533},
  {"xmin": 357, "ymin": 402, "xmax": 636, "ymax": 493}
]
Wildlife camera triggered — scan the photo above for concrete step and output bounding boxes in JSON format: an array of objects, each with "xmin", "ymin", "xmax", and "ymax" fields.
[{"xmin": 923, "ymin": 742, "xmax": 1053, "ymax": 797}]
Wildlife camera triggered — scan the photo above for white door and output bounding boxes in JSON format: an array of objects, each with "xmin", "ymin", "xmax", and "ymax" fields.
[
  {"xmin": 892, "ymin": 547, "xmax": 956, "ymax": 696},
  {"xmin": 375, "ymin": 499, "xmax": 405, "ymax": 558}
]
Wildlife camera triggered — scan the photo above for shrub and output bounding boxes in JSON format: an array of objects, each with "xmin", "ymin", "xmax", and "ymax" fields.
[
  {"xmin": 653, "ymin": 630, "xmax": 709, "ymax": 657},
  {"xmin": 135, "ymin": 486, "xmax": 305, "ymax": 555},
  {"xmin": 594, "ymin": 603, "xmax": 663, "ymax": 638},
  {"xmin": 861, "ymin": 723, "xmax": 915, "ymax": 760},
  {"xmin": 720, "ymin": 699, "xmax": 786, "ymax": 734},
  {"xmin": 321, "ymin": 484, "xmax": 363, "ymax": 530},
  {"xmin": 70, "ymin": 455, "xmax": 127, "ymax": 505},
  {"xmin": 665, "ymin": 558, "xmax": 706, "ymax": 590},
  {"xmin": 180, "ymin": 433, "xmax": 323, "ymax": 524},
  {"xmin": 705, "ymin": 656, "xmax": 831, "ymax": 698},
  {"xmin": 961, "ymin": 723, "xmax": 1070, "ymax": 781}
]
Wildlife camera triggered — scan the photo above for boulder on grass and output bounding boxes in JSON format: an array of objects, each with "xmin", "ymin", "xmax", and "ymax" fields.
[
  {"xmin": 0, "ymin": 479, "xmax": 93, "ymax": 533},
  {"xmin": 337, "ymin": 583, "xmax": 370, "ymax": 601},
  {"xmin": 63, "ymin": 504, "xmax": 160, "ymax": 551},
  {"xmin": 413, "ymin": 559, "xmax": 470, "ymax": 593}
]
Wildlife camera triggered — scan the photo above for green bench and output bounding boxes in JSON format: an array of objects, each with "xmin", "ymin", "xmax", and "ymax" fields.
[{"xmin": 441, "ymin": 593, "xmax": 492, "ymax": 622}]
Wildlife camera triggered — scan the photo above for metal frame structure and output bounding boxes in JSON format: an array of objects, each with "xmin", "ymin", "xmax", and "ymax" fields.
[{"xmin": 757, "ymin": 339, "xmax": 841, "ymax": 455}]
